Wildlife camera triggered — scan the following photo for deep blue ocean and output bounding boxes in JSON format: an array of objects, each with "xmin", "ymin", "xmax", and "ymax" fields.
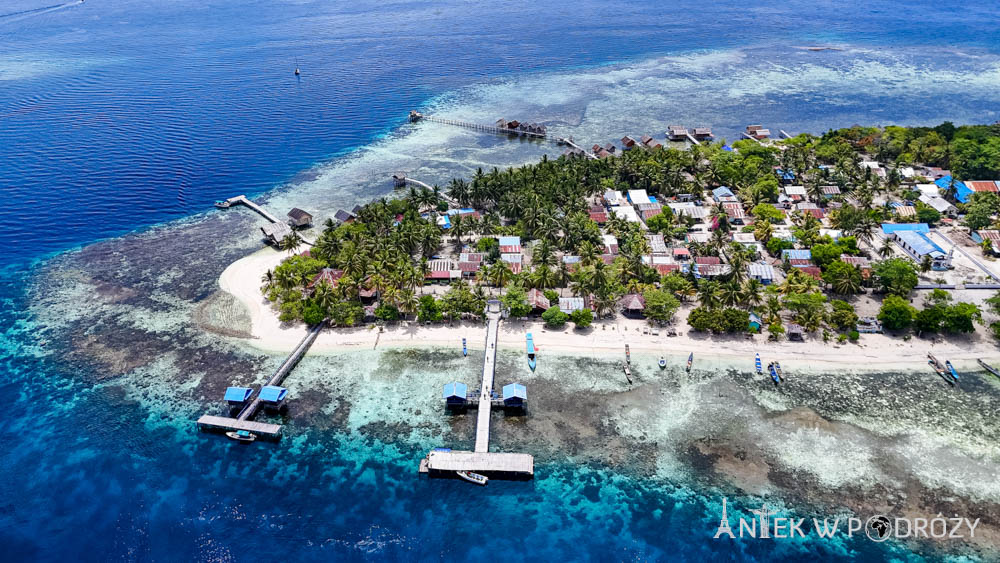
[{"xmin": 3, "ymin": 1, "xmax": 1000, "ymax": 560}]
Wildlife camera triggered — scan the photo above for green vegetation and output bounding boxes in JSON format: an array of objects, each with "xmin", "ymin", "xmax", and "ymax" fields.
[
  {"xmin": 643, "ymin": 288, "xmax": 681, "ymax": 323},
  {"xmin": 570, "ymin": 308, "xmax": 593, "ymax": 328},
  {"xmin": 542, "ymin": 306, "xmax": 569, "ymax": 328},
  {"xmin": 878, "ymin": 295, "xmax": 916, "ymax": 331},
  {"xmin": 873, "ymin": 258, "xmax": 919, "ymax": 297}
]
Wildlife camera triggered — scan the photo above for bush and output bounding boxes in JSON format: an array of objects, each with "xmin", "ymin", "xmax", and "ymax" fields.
[
  {"xmin": 543, "ymin": 289, "xmax": 560, "ymax": 303},
  {"xmin": 878, "ymin": 294, "xmax": 916, "ymax": 331},
  {"xmin": 416, "ymin": 295, "xmax": 443, "ymax": 323},
  {"xmin": 302, "ymin": 302, "xmax": 326, "ymax": 325},
  {"xmin": 374, "ymin": 304, "xmax": 400, "ymax": 322},
  {"xmin": 848, "ymin": 330, "xmax": 860, "ymax": 341},
  {"xmin": 643, "ymin": 288, "xmax": 681, "ymax": 322},
  {"xmin": 570, "ymin": 308, "xmax": 593, "ymax": 328},
  {"xmin": 542, "ymin": 306, "xmax": 569, "ymax": 328},
  {"xmin": 837, "ymin": 334, "xmax": 848, "ymax": 343}
]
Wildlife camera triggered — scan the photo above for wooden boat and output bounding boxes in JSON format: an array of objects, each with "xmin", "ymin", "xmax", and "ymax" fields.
[
  {"xmin": 927, "ymin": 355, "xmax": 952, "ymax": 384},
  {"xmin": 773, "ymin": 361, "xmax": 783, "ymax": 380},
  {"xmin": 755, "ymin": 353, "xmax": 762, "ymax": 374},
  {"xmin": 978, "ymin": 359, "xmax": 1000, "ymax": 378},
  {"xmin": 658, "ymin": 356, "xmax": 666, "ymax": 369},
  {"xmin": 456, "ymin": 470, "xmax": 488, "ymax": 486},
  {"xmin": 294, "ymin": 57, "xmax": 300, "ymax": 76},
  {"xmin": 768, "ymin": 362, "xmax": 781, "ymax": 384},
  {"xmin": 686, "ymin": 352, "xmax": 693, "ymax": 373},
  {"xmin": 214, "ymin": 200, "xmax": 231, "ymax": 209},
  {"xmin": 623, "ymin": 362, "xmax": 633, "ymax": 384},
  {"xmin": 945, "ymin": 360, "xmax": 959, "ymax": 382},
  {"xmin": 526, "ymin": 333, "xmax": 536, "ymax": 371},
  {"xmin": 226, "ymin": 430, "xmax": 256, "ymax": 443},
  {"xmin": 462, "ymin": 338, "xmax": 467, "ymax": 357},
  {"xmin": 625, "ymin": 344, "xmax": 631, "ymax": 364}
]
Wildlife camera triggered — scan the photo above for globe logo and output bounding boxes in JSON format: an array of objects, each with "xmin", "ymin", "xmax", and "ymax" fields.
[{"xmin": 865, "ymin": 515, "xmax": 892, "ymax": 542}]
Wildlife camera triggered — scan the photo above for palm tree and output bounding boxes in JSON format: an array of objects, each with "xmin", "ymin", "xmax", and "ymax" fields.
[
  {"xmin": 765, "ymin": 295, "xmax": 782, "ymax": 323},
  {"xmin": 577, "ymin": 240, "xmax": 600, "ymax": 266},
  {"xmin": 313, "ymin": 281, "xmax": 336, "ymax": 313},
  {"xmin": 720, "ymin": 280, "xmax": 742, "ymax": 308},
  {"xmin": 261, "ymin": 269, "xmax": 275, "ymax": 293},
  {"xmin": 743, "ymin": 278, "xmax": 764, "ymax": 309},
  {"xmin": 397, "ymin": 288, "xmax": 418, "ymax": 319},
  {"xmin": 878, "ymin": 240, "xmax": 895, "ymax": 259},
  {"xmin": 489, "ymin": 261, "xmax": 512, "ymax": 291},
  {"xmin": 753, "ymin": 220, "xmax": 774, "ymax": 243},
  {"xmin": 280, "ymin": 231, "xmax": 303, "ymax": 255},
  {"xmin": 697, "ymin": 280, "xmax": 721, "ymax": 310}
]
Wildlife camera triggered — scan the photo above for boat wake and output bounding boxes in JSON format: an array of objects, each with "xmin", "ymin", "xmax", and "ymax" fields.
[{"xmin": 0, "ymin": 0, "xmax": 84, "ymax": 23}]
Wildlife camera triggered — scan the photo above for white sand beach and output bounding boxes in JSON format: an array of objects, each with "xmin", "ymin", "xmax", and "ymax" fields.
[{"xmin": 219, "ymin": 247, "xmax": 1000, "ymax": 374}]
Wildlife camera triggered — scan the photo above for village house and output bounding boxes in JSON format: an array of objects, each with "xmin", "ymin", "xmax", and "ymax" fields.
[
  {"xmin": 745, "ymin": 125, "xmax": 770, "ymax": 140},
  {"xmin": 747, "ymin": 262, "xmax": 775, "ymax": 285},
  {"xmin": 972, "ymin": 230, "xmax": 1000, "ymax": 256},
  {"xmin": 881, "ymin": 223, "xmax": 952, "ymax": 270},
  {"xmin": 667, "ymin": 125, "xmax": 688, "ymax": 141},
  {"xmin": 498, "ymin": 235, "xmax": 522, "ymax": 253},
  {"xmin": 621, "ymin": 136, "xmax": 638, "ymax": 150},
  {"xmin": 287, "ymin": 208, "xmax": 313, "ymax": 227}
]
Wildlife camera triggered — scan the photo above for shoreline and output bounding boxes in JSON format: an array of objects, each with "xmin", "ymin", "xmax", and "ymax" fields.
[{"xmin": 218, "ymin": 247, "xmax": 1000, "ymax": 375}]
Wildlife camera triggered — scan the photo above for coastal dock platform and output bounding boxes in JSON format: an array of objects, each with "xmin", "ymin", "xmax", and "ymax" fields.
[
  {"xmin": 420, "ymin": 300, "xmax": 535, "ymax": 480},
  {"xmin": 218, "ymin": 195, "xmax": 314, "ymax": 246},
  {"xmin": 196, "ymin": 323, "xmax": 322, "ymax": 440},
  {"xmin": 418, "ymin": 450, "xmax": 534, "ymax": 477}
]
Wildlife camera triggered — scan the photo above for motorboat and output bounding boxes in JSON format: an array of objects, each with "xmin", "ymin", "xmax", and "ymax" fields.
[{"xmin": 226, "ymin": 430, "xmax": 256, "ymax": 443}]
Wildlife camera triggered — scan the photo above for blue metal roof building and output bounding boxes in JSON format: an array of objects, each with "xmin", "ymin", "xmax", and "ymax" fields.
[
  {"xmin": 224, "ymin": 386, "xmax": 252, "ymax": 405},
  {"xmin": 893, "ymin": 230, "xmax": 945, "ymax": 258},
  {"xmin": 443, "ymin": 382, "xmax": 468, "ymax": 406},
  {"xmin": 502, "ymin": 383, "xmax": 527, "ymax": 408},
  {"xmin": 881, "ymin": 223, "xmax": 930, "ymax": 235},
  {"xmin": 712, "ymin": 186, "xmax": 735, "ymax": 201},
  {"xmin": 935, "ymin": 176, "xmax": 971, "ymax": 203},
  {"xmin": 781, "ymin": 249, "xmax": 812, "ymax": 260},
  {"xmin": 259, "ymin": 385, "xmax": 288, "ymax": 404}
]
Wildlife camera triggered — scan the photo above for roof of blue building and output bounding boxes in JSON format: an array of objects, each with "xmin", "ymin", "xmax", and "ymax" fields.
[
  {"xmin": 881, "ymin": 223, "xmax": 930, "ymax": 234},
  {"xmin": 503, "ymin": 383, "xmax": 527, "ymax": 399},
  {"xmin": 259, "ymin": 386, "xmax": 288, "ymax": 403},
  {"xmin": 224, "ymin": 387, "xmax": 252, "ymax": 402},
  {"xmin": 781, "ymin": 249, "xmax": 812, "ymax": 260},
  {"xmin": 712, "ymin": 186, "xmax": 735, "ymax": 199},
  {"xmin": 498, "ymin": 235, "xmax": 521, "ymax": 246},
  {"xmin": 894, "ymin": 230, "xmax": 945, "ymax": 258},
  {"xmin": 776, "ymin": 168, "xmax": 795, "ymax": 180},
  {"xmin": 442, "ymin": 382, "xmax": 468, "ymax": 399},
  {"xmin": 935, "ymin": 176, "xmax": 971, "ymax": 203}
]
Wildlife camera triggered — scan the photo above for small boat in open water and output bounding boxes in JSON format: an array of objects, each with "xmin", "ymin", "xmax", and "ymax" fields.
[
  {"xmin": 979, "ymin": 359, "xmax": 1000, "ymax": 378},
  {"xmin": 946, "ymin": 360, "xmax": 959, "ymax": 382},
  {"xmin": 686, "ymin": 352, "xmax": 693, "ymax": 372},
  {"xmin": 226, "ymin": 430, "xmax": 256, "ymax": 443},
  {"xmin": 755, "ymin": 353, "xmax": 762, "ymax": 374},
  {"xmin": 526, "ymin": 333, "xmax": 536, "ymax": 371},
  {"xmin": 456, "ymin": 470, "xmax": 488, "ymax": 485},
  {"xmin": 658, "ymin": 356, "xmax": 666, "ymax": 369},
  {"xmin": 462, "ymin": 338, "xmax": 467, "ymax": 357}
]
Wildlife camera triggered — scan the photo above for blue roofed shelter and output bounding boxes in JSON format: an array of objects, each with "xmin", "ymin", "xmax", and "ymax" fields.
[
  {"xmin": 259, "ymin": 385, "xmax": 288, "ymax": 409},
  {"xmin": 502, "ymin": 383, "xmax": 527, "ymax": 408},
  {"xmin": 443, "ymin": 382, "xmax": 468, "ymax": 406},
  {"xmin": 224, "ymin": 386, "xmax": 252, "ymax": 406},
  {"xmin": 748, "ymin": 313, "xmax": 762, "ymax": 332}
]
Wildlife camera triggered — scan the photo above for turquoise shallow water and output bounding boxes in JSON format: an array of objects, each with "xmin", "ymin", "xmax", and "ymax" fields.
[{"xmin": 3, "ymin": 0, "xmax": 1000, "ymax": 560}]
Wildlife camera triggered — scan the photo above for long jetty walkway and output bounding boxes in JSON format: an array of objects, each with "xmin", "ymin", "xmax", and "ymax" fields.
[
  {"xmin": 419, "ymin": 301, "xmax": 534, "ymax": 478},
  {"xmin": 197, "ymin": 323, "xmax": 323, "ymax": 439},
  {"xmin": 556, "ymin": 137, "xmax": 598, "ymax": 159},
  {"xmin": 410, "ymin": 112, "xmax": 547, "ymax": 139},
  {"xmin": 219, "ymin": 195, "xmax": 314, "ymax": 246}
]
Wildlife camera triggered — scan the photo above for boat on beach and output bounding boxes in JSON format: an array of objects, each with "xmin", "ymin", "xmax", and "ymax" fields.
[
  {"xmin": 526, "ymin": 333, "xmax": 536, "ymax": 371},
  {"xmin": 686, "ymin": 352, "xmax": 693, "ymax": 372},
  {"xmin": 773, "ymin": 361, "xmax": 783, "ymax": 380},
  {"xmin": 946, "ymin": 360, "xmax": 959, "ymax": 382},
  {"xmin": 226, "ymin": 430, "xmax": 256, "ymax": 443},
  {"xmin": 979, "ymin": 359, "xmax": 1000, "ymax": 378},
  {"xmin": 755, "ymin": 353, "xmax": 762, "ymax": 374},
  {"xmin": 456, "ymin": 470, "xmax": 488, "ymax": 486},
  {"xmin": 768, "ymin": 362, "xmax": 781, "ymax": 384},
  {"xmin": 462, "ymin": 337, "xmax": 467, "ymax": 357},
  {"xmin": 927, "ymin": 353, "xmax": 953, "ymax": 384},
  {"xmin": 658, "ymin": 356, "xmax": 666, "ymax": 369},
  {"xmin": 625, "ymin": 344, "xmax": 631, "ymax": 364}
]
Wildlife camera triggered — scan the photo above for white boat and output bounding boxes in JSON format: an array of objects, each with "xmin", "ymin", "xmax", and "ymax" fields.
[
  {"xmin": 226, "ymin": 430, "xmax": 256, "ymax": 443},
  {"xmin": 456, "ymin": 470, "xmax": 488, "ymax": 485},
  {"xmin": 658, "ymin": 356, "xmax": 666, "ymax": 369}
]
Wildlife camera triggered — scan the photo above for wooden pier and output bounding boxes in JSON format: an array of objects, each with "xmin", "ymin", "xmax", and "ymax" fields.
[
  {"xmin": 556, "ymin": 137, "xmax": 598, "ymax": 159},
  {"xmin": 420, "ymin": 300, "xmax": 535, "ymax": 479},
  {"xmin": 409, "ymin": 111, "xmax": 546, "ymax": 139},
  {"xmin": 196, "ymin": 323, "xmax": 323, "ymax": 440},
  {"xmin": 218, "ymin": 195, "xmax": 314, "ymax": 246}
]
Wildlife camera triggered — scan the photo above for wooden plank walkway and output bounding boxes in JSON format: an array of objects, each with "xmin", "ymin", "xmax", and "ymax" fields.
[
  {"xmin": 474, "ymin": 305, "xmax": 501, "ymax": 453},
  {"xmin": 221, "ymin": 195, "xmax": 314, "ymax": 246},
  {"xmin": 557, "ymin": 137, "xmax": 598, "ymax": 159},
  {"xmin": 417, "ymin": 114, "xmax": 547, "ymax": 139}
]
